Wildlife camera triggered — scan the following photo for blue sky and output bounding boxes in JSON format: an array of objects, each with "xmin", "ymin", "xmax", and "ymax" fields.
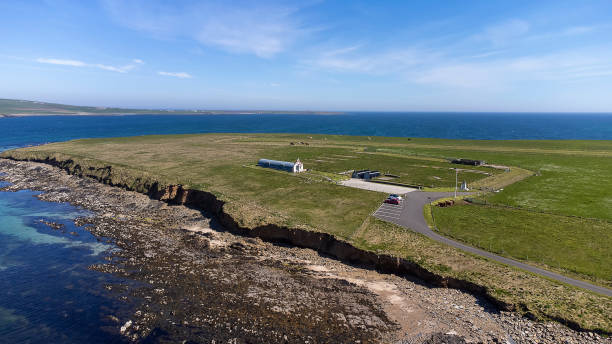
[{"xmin": 1, "ymin": 0, "xmax": 612, "ymax": 112}]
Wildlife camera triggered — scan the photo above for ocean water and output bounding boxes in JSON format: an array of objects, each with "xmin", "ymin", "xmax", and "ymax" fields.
[
  {"xmin": 0, "ymin": 185, "xmax": 125, "ymax": 343},
  {"xmin": 0, "ymin": 112, "xmax": 611, "ymax": 342},
  {"xmin": 0, "ymin": 113, "xmax": 611, "ymax": 153}
]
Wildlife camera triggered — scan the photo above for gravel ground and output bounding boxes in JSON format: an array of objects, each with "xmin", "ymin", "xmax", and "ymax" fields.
[{"xmin": 0, "ymin": 159, "xmax": 609, "ymax": 344}]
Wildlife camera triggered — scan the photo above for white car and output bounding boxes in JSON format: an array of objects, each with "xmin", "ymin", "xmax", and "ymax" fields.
[{"xmin": 388, "ymin": 194, "xmax": 403, "ymax": 201}]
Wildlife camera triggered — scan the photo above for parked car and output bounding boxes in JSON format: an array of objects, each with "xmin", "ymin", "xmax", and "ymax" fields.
[
  {"xmin": 384, "ymin": 198, "xmax": 399, "ymax": 205},
  {"xmin": 389, "ymin": 194, "xmax": 403, "ymax": 201}
]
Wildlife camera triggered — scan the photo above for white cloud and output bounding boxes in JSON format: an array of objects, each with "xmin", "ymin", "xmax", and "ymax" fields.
[
  {"xmin": 102, "ymin": 0, "xmax": 310, "ymax": 58},
  {"xmin": 469, "ymin": 50, "xmax": 505, "ymax": 59},
  {"xmin": 37, "ymin": 57, "xmax": 138, "ymax": 73},
  {"xmin": 563, "ymin": 26, "xmax": 595, "ymax": 36},
  {"xmin": 415, "ymin": 63, "xmax": 499, "ymax": 88},
  {"xmin": 158, "ymin": 71, "xmax": 193, "ymax": 79},
  {"xmin": 303, "ymin": 40, "xmax": 612, "ymax": 91},
  {"xmin": 36, "ymin": 58, "xmax": 87, "ymax": 67},
  {"xmin": 416, "ymin": 49, "xmax": 612, "ymax": 88},
  {"xmin": 94, "ymin": 64, "xmax": 133, "ymax": 73},
  {"xmin": 524, "ymin": 25, "xmax": 603, "ymax": 43},
  {"xmin": 304, "ymin": 45, "xmax": 428, "ymax": 74},
  {"xmin": 300, "ymin": 15, "xmax": 612, "ymax": 92},
  {"xmin": 195, "ymin": 5, "xmax": 300, "ymax": 58},
  {"xmin": 480, "ymin": 19, "xmax": 530, "ymax": 46},
  {"xmin": 133, "ymin": 59, "xmax": 144, "ymax": 64}
]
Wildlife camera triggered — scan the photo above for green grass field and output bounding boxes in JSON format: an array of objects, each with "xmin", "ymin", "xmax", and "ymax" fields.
[
  {"xmin": 2, "ymin": 133, "xmax": 611, "ymax": 331},
  {"xmin": 259, "ymin": 145, "xmax": 495, "ymax": 188},
  {"xmin": 368, "ymin": 138, "xmax": 612, "ymax": 220},
  {"xmin": 2, "ymin": 134, "xmax": 502, "ymax": 234},
  {"xmin": 433, "ymin": 203, "xmax": 611, "ymax": 285}
]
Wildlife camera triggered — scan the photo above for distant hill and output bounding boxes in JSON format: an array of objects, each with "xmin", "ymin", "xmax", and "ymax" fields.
[{"xmin": 0, "ymin": 99, "xmax": 342, "ymax": 116}]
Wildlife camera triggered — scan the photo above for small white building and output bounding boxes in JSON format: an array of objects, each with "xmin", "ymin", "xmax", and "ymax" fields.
[{"xmin": 294, "ymin": 158, "xmax": 305, "ymax": 173}]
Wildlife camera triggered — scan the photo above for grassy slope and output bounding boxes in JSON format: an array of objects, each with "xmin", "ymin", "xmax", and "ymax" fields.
[
  {"xmin": 2, "ymin": 133, "xmax": 611, "ymax": 331},
  {"xmin": 433, "ymin": 204, "xmax": 611, "ymax": 284}
]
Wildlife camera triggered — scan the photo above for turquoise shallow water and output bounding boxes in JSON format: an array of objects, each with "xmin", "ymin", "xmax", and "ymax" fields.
[
  {"xmin": 0, "ymin": 113, "xmax": 610, "ymax": 342},
  {"xmin": 0, "ymin": 183, "xmax": 127, "ymax": 343}
]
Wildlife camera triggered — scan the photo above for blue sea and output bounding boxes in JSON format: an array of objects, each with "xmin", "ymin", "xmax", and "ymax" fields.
[
  {"xmin": 0, "ymin": 112, "xmax": 611, "ymax": 343},
  {"xmin": 1, "ymin": 113, "xmax": 612, "ymax": 152}
]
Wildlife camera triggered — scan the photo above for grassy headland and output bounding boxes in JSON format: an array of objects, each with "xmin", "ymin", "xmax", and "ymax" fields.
[{"xmin": 2, "ymin": 134, "xmax": 611, "ymax": 331}]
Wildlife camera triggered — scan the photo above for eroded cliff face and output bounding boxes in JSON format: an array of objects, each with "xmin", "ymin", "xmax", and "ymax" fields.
[
  {"xmin": 4, "ymin": 158, "xmax": 611, "ymax": 343},
  {"xmin": 1, "ymin": 158, "xmax": 405, "ymax": 343},
  {"xmin": 12, "ymin": 156, "xmax": 514, "ymax": 312}
]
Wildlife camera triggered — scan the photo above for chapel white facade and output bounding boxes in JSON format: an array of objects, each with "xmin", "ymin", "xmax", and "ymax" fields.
[{"xmin": 293, "ymin": 158, "xmax": 304, "ymax": 173}]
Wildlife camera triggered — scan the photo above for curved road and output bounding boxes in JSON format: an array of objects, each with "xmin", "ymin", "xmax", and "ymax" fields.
[{"xmin": 373, "ymin": 191, "xmax": 612, "ymax": 298}]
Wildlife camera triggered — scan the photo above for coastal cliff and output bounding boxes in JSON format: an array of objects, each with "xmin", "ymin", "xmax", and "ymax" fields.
[
  {"xmin": 0, "ymin": 156, "xmax": 515, "ymax": 311},
  {"xmin": 3, "ymin": 154, "xmax": 611, "ymax": 336}
]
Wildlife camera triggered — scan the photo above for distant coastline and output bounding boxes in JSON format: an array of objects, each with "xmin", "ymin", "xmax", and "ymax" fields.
[
  {"xmin": 0, "ymin": 99, "xmax": 343, "ymax": 117},
  {"xmin": 0, "ymin": 111, "xmax": 344, "ymax": 117}
]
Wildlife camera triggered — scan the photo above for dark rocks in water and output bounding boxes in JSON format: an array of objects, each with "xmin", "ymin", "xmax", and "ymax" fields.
[{"xmin": 39, "ymin": 219, "xmax": 65, "ymax": 230}]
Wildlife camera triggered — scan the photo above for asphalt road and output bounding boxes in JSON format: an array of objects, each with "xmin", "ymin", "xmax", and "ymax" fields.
[{"xmin": 373, "ymin": 191, "xmax": 612, "ymax": 298}]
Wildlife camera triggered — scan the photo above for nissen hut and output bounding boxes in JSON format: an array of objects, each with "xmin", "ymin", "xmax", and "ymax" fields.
[{"xmin": 258, "ymin": 158, "xmax": 305, "ymax": 173}]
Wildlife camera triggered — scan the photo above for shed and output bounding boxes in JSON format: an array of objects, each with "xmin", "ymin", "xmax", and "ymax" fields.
[
  {"xmin": 352, "ymin": 169, "xmax": 381, "ymax": 180},
  {"xmin": 451, "ymin": 158, "xmax": 486, "ymax": 166},
  {"xmin": 258, "ymin": 158, "xmax": 304, "ymax": 173}
]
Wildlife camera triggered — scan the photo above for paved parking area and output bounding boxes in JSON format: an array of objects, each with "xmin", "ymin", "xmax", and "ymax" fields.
[
  {"xmin": 372, "ymin": 199, "xmax": 405, "ymax": 222},
  {"xmin": 339, "ymin": 178, "xmax": 416, "ymax": 194}
]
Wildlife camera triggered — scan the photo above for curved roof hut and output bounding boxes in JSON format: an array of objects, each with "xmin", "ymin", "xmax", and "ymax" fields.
[{"xmin": 258, "ymin": 158, "xmax": 304, "ymax": 173}]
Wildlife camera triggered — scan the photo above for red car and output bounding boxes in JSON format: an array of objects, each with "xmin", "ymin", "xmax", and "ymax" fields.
[{"xmin": 384, "ymin": 198, "xmax": 399, "ymax": 205}]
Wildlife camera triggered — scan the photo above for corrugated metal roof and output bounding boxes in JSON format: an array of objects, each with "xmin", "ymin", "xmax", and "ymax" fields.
[{"xmin": 258, "ymin": 159, "xmax": 295, "ymax": 168}]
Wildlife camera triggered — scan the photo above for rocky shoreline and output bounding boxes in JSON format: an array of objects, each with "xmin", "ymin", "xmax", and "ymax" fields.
[{"xmin": 0, "ymin": 159, "xmax": 609, "ymax": 343}]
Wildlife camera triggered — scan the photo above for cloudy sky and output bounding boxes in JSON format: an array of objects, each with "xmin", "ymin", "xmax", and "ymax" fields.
[{"xmin": 1, "ymin": 0, "xmax": 611, "ymax": 111}]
